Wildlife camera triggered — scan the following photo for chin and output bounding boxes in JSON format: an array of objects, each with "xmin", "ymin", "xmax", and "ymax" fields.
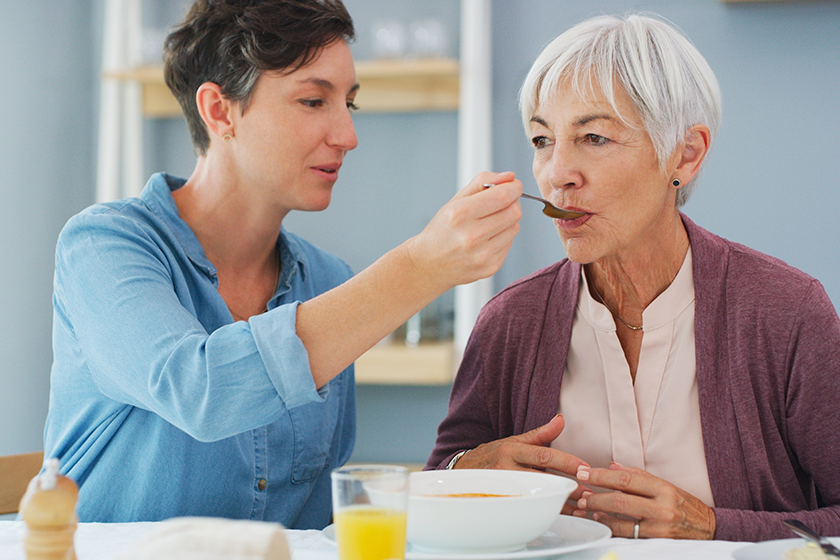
[
  {"xmin": 303, "ymin": 191, "xmax": 333, "ymax": 212},
  {"xmin": 560, "ymin": 237, "xmax": 598, "ymax": 265}
]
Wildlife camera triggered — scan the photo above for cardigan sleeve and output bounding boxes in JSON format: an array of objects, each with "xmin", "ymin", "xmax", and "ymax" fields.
[
  {"xmin": 713, "ymin": 279, "xmax": 840, "ymax": 541},
  {"xmin": 424, "ymin": 317, "xmax": 497, "ymax": 470}
]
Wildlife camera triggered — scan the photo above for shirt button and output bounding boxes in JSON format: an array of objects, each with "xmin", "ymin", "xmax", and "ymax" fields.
[{"xmin": 257, "ymin": 479, "xmax": 267, "ymax": 491}]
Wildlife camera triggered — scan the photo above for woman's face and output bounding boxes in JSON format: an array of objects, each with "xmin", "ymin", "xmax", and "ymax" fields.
[
  {"xmin": 529, "ymin": 80, "xmax": 680, "ymax": 265},
  {"xmin": 232, "ymin": 39, "xmax": 359, "ymax": 214}
]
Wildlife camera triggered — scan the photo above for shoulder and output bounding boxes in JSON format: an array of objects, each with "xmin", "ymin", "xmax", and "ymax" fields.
[
  {"xmin": 475, "ymin": 260, "xmax": 577, "ymax": 328},
  {"xmin": 57, "ymin": 197, "xmax": 167, "ymax": 256},
  {"xmin": 685, "ymin": 215, "xmax": 835, "ymax": 333},
  {"xmin": 686, "ymin": 215, "xmax": 821, "ymax": 301}
]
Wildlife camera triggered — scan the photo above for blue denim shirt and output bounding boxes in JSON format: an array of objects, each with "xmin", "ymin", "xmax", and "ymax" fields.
[{"xmin": 44, "ymin": 173, "xmax": 355, "ymax": 528}]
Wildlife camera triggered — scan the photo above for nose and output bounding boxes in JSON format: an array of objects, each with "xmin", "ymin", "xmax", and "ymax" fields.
[
  {"xmin": 547, "ymin": 144, "xmax": 583, "ymax": 193},
  {"xmin": 328, "ymin": 106, "xmax": 359, "ymax": 152}
]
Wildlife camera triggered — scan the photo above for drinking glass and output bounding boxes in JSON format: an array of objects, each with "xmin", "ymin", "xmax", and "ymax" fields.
[{"xmin": 332, "ymin": 465, "xmax": 409, "ymax": 560}]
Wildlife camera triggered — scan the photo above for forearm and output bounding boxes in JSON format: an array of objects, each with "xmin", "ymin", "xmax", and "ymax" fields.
[
  {"xmin": 714, "ymin": 507, "xmax": 840, "ymax": 542},
  {"xmin": 296, "ymin": 239, "xmax": 449, "ymax": 388}
]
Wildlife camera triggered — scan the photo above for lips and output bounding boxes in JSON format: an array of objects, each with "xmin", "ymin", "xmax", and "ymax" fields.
[{"xmin": 311, "ymin": 162, "xmax": 342, "ymax": 180}]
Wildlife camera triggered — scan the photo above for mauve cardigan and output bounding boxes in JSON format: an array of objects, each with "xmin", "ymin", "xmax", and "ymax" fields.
[{"xmin": 426, "ymin": 215, "xmax": 840, "ymax": 542}]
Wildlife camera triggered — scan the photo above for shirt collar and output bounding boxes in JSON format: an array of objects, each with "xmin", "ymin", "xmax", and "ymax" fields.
[{"xmin": 140, "ymin": 172, "xmax": 307, "ymax": 284}]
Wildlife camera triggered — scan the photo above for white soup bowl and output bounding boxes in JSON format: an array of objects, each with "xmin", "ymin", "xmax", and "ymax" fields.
[{"xmin": 407, "ymin": 469, "xmax": 576, "ymax": 554}]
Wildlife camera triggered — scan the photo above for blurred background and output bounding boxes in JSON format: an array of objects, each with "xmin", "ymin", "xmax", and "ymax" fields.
[{"xmin": 1, "ymin": 0, "xmax": 838, "ymax": 468}]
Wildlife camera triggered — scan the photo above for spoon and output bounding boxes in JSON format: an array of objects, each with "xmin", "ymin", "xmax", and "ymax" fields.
[
  {"xmin": 783, "ymin": 519, "xmax": 840, "ymax": 558},
  {"xmin": 482, "ymin": 183, "xmax": 587, "ymax": 220}
]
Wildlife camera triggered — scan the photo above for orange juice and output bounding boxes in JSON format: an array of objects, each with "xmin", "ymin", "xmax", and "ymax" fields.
[{"xmin": 335, "ymin": 506, "xmax": 407, "ymax": 560}]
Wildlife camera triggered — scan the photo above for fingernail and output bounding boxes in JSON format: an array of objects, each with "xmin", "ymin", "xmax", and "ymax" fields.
[
  {"xmin": 577, "ymin": 466, "xmax": 590, "ymax": 481},
  {"xmin": 572, "ymin": 509, "xmax": 586, "ymax": 518},
  {"xmin": 578, "ymin": 497, "xmax": 586, "ymax": 509}
]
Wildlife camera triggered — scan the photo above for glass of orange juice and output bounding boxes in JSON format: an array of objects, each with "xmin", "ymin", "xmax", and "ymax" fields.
[{"xmin": 331, "ymin": 465, "xmax": 409, "ymax": 560}]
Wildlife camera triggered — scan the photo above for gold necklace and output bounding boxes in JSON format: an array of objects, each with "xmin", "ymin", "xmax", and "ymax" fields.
[
  {"xmin": 593, "ymin": 287, "xmax": 643, "ymax": 331},
  {"xmin": 226, "ymin": 252, "xmax": 280, "ymax": 322}
]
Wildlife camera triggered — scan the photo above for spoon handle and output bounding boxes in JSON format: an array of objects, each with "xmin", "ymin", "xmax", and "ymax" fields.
[
  {"xmin": 784, "ymin": 519, "xmax": 840, "ymax": 558},
  {"xmin": 519, "ymin": 192, "xmax": 548, "ymax": 204},
  {"xmin": 482, "ymin": 183, "xmax": 586, "ymax": 220}
]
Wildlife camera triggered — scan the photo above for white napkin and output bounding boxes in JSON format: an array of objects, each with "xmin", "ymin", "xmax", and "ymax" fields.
[{"xmin": 117, "ymin": 517, "xmax": 290, "ymax": 560}]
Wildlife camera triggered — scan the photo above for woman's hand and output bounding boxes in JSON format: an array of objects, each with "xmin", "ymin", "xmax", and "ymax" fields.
[
  {"xmin": 405, "ymin": 171, "xmax": 522, "ymax": 291},
  {"xmin": 574, "ymin": 463, "xmax": 716, "ymax": 540},
  {"xmin": 454, "ymin": 415, "xmax": 591, "ymax": 515}
]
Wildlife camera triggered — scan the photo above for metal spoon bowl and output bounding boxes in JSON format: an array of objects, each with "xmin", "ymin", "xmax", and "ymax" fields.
[{"xmin": 483, "ymin": 183, "xmax": 587, "ymax": 220}]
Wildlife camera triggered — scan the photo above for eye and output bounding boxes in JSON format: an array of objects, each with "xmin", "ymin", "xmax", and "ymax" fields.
[
  {"xmin": 300, "ymin": 98, "xmax": 324, "ymax": 108},
  {"xmin": 347, "ymin": 101, "xmax": 360, "ymax": 111},
  {"xmin": 531, "ymin": 136, "xmax": 552, "ymax": 149},
  {"xmin": 584, "ymin": 133, "xmax": 610, "ymax": 146}
]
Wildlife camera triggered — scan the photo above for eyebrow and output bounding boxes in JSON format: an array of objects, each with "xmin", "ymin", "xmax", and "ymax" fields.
[
  {"xmin": 529, "ymin": 113, "xmax": 615, "ymax": 128},
  {"xmin": 298, "ymin": 77, "xmax": 360, "ymax": 95},
  {"xmin": 574, "ymin": 113, "xmax": 614, "ymax": 127}
]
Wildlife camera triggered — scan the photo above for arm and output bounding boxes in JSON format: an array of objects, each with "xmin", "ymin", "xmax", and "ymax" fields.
[
  {"xmin": 425, "ymin": 324, "xmax": 500, "ymax": 470},
  {"xmin": 298, "ymin": 172, "xmax": 522, "ymax": 388},
  {"xmin": 55, "ymin": 172, "xmax": 519, "ymax": 442},
  {"xmin": 714, "ymin": 280, "xmax": 840, "ymax": 541},
  {"xmin": 426, "ymin": 288, "xmax": 587, "ymax": 486}
]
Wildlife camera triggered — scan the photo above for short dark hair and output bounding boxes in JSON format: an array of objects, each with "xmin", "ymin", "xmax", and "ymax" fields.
[{"xmin": 163, "ymin": 0, "xmax": 355, "ymax": 155}]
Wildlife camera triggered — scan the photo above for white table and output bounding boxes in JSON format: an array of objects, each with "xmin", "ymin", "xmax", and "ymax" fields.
[{"xmin": 0, "ymin": 520, "xmax": 766, "ymax": 560}]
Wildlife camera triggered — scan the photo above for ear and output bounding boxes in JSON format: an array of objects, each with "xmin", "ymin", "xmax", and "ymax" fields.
[
  {"xmin": 673, "ymin": 124, "xmax": 711, "ymax": 183},
  {"xmin": 194, "ymin": 82, "xmax": 236, "ymax": 143}
]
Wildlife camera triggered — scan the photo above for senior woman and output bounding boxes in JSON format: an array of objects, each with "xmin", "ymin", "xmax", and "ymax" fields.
[
  {"xmin": 426, "ymin": 14, "xmax": 840, "ymax": 542},
  {"xmin": 44, "ymin": 0, "xmax": 521, "ymax": 527}
]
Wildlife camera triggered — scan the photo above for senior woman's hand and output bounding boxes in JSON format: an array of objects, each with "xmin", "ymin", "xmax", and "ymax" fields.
[
  {"xmin": 573, "ymin": 463, "xmax": 716, "ymax": 540},
  {"xmin": 452, "ymin": 415, "xmax": 592, "ymax": 515}
]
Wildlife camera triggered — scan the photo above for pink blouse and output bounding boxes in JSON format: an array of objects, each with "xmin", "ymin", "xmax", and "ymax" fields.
[{"xmin": 550, "ymin": 249, "xmax": 715, "ymax": 507}]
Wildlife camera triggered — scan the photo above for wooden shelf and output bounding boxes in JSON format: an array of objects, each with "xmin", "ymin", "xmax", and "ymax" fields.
[
  {"xmin": 354, "ymin": 341, "xmax": 456, "ymax": 385},
  {"xmin": 102, "ymin": 58, "xmax": 459, "ymax": 118},
  {"xmin": 354, "ymin": 58, "xmax": 459, "ymax": 113}
]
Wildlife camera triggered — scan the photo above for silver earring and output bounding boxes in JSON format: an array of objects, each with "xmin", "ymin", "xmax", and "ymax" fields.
[{"xmin": 672, "ymin": 179, "xmax": 681, "ymax": 187}]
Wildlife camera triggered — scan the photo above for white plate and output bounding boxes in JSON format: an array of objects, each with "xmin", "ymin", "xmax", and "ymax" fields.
[
  {"xmin": 323, "ymin": 515, "xmax": 611, "ymax": 560},
  {"xmin": 733, "ymin": 537, "xmax": 840, "ymax": 560}
]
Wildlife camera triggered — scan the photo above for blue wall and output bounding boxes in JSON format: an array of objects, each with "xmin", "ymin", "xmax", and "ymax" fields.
[
  {"xmin": 0, "ymin": 1, "xmax": 96, "ymax": 455},
  {"xmin": 1, "ymin": 1, "xmax": 838, "ymax": 468}
]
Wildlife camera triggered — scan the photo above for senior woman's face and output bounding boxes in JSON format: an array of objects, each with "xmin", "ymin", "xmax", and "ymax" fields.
[{"xmin": 529, "ymin": 80, "xmax": 680, "ymax": 265}]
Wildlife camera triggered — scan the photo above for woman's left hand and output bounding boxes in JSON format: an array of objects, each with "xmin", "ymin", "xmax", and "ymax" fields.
[{"xmin": 573, "ymin": 463, "xmax": 716, "ymax": 540}]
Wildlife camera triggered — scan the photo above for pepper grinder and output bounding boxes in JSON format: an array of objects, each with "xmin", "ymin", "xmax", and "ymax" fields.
[{"xmin": 19, "ymin": 458, "xmax": 78, "ymax": 560}]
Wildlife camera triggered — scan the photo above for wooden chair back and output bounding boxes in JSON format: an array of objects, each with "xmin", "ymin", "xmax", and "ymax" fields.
[{"xmin": 0, "ymin": 451, "xmax": 44, "ymax": 515}]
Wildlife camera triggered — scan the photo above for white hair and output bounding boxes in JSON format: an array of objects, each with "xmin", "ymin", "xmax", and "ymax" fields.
[{"xmin": 519, "ymin": 13, "xmax": 722, "ymax": 207}]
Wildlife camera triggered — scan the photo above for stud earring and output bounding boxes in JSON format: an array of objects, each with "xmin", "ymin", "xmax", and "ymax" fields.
[{"xmin": 672, "ymin": 179, "xmax": 681, "ymax": 187}]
